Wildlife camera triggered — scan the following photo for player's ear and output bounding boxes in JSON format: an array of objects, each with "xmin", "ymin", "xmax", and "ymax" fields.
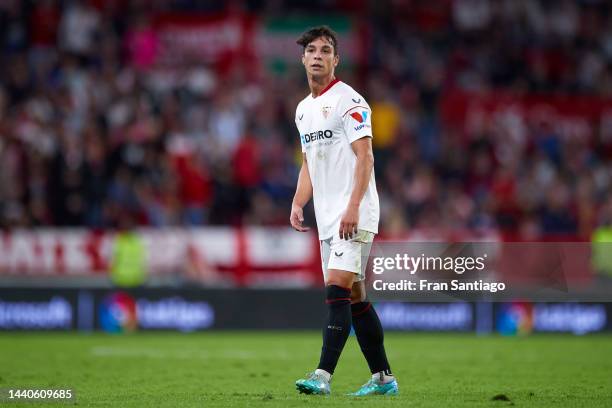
[
  {"xmin": 333, "ymin": 54, "xmax": 339, "ymax": 67},
  {"xmin": 302, "ymin": 54, "xmax": 306, "ymax": 65}
]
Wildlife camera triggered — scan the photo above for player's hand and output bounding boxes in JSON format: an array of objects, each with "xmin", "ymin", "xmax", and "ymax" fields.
[
  {"xmin": 339, "ymin": 204, "xmax": 359, "ymax": 240},
  {"xmin": 290, "ymin": 204, "xmax": 310, "ymax": 232}
]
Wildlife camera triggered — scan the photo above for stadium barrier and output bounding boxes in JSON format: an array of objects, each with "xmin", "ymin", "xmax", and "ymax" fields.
[{"xmin": 0, "ymin": 288, "xmax": 609, "ymax": 335}]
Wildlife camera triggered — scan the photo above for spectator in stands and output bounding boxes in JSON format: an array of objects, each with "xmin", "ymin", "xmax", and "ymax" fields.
[{"xmin": 0, "ymin": 0, "xmax": 611, "ymax": 242}]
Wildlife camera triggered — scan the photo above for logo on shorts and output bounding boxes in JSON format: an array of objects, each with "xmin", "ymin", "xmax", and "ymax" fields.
[
  {"xmin": 352, "ymin": 98, "xmax": 361, "ymax": 103},
  {"xmin": 334, "ymin": 251, "xmax": 344, "ymax": 257}
]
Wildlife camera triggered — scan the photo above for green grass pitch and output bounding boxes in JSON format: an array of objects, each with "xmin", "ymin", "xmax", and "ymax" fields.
[{"xmin": 1, "ymin": 332, "xmax": 611, "ymax": 407}]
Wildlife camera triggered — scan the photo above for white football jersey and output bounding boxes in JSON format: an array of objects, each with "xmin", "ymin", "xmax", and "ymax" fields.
[{"xmin": 295, "ymin": 79, "xmax": 380, "ymax": 240}]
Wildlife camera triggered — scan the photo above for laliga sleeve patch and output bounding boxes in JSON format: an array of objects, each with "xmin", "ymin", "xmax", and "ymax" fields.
[{"xmin": 349, "ymin": 110, "xmax": 369, "ymax": 123}]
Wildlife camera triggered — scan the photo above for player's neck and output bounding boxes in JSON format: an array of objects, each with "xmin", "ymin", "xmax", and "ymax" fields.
[{"xmin": 309, "ymin": 74, "xmax": 336, "ymax": 98}]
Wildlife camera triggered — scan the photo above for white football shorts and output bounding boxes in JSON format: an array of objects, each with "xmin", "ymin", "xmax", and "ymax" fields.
[{"xmin": 320, "ymin": 230, "xmax": 375, "ymax": 282}]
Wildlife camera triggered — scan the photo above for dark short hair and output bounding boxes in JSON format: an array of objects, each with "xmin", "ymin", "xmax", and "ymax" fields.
[{"xmin": 296, "ymin": 26, "xmax": 338, "ymax": 55}]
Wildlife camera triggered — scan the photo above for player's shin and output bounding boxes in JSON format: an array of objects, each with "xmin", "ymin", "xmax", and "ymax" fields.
[
  {"xmin": 317, "ymin": 284, "xmax": 353, "ymax": 377},
  {"xmin": 351, "ymin": 301, "xmax": 394, "ymax": 382}
]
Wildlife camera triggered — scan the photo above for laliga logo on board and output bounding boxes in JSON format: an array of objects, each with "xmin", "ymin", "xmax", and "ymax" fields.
[
  {"xmin": 99, "ymin": 292, "xmax": 138, "ymax": 333},
  {"xmin": 496, "ymin": 302, "xmax": 533, "ymax": 336}
]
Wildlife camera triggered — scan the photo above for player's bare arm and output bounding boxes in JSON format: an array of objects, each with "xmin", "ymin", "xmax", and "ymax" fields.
[
  {"xmin": 290, "ymin": 153, "xmax": 312, "ymax": 232},
  {"xmin": 339, "ymin": 137, "xmax": 374, "ymax": 240}
]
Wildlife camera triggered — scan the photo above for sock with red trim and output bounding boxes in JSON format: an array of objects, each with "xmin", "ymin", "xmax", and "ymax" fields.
[
  {"xmin": 351, "ymin": 301, "xmax": 392, "ymax": 376},
  {"xmin": 317, "ymin": 284, "xmax": 352, "ymax": 375}
]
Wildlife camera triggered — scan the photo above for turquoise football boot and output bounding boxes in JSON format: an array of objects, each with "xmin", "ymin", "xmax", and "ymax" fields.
[
  {"xmin": 349, "ymin": 377, "xmax": 399, "ymax": 396},
  {"xmin": 295, "ymin": 372, "xmax": 331, "ymax": 395}
]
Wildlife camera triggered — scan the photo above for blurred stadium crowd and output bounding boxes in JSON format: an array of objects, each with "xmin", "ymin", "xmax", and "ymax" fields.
[{"xmin": 2, "ymin": 0, "xmax": 612, "ymax": 240}]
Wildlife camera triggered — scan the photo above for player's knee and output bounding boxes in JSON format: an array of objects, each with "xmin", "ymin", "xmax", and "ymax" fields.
[
  {"xmin": 325, "ymin": 284, "xmax": 352, "ymax": 306},
  {"xmin": 350, "ymin": 289, "xmax": 366, "ymax": 304},
  {"xmin": 350, "ymin": 280, "xmax": 366, "ymax": 304},
  {"xmin": 325, "ymin": 276, "xmax": 353, "ymax": 290}
]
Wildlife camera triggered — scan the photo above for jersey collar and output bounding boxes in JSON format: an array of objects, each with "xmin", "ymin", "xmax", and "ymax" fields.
[{"xmin": 312, "ymin": 78, "xmax": 340, "ymax": 98}]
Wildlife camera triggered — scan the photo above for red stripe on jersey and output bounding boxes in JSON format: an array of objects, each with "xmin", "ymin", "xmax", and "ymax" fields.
[
  {"xmin": 314, "ymin": 78, "xmax": 340, "ymax": 98},
  {"xmin": 342, "ymin": 105, "xmax": 369, "ymax": 117}
]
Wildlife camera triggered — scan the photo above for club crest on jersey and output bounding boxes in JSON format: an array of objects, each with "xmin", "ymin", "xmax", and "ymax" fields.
[{"xmin": 321, "ymin": 106, "xmax": 332, "ymax": 119}]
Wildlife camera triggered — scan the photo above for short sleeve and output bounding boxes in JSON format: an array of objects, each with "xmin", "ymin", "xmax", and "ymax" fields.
[
  {"xmin": 295, "ymin": 109, "xmax": 306, "ymax": 153},
  {"xmin": 340, "ymin": 94, "xmax": 373, "ymax": 144}
]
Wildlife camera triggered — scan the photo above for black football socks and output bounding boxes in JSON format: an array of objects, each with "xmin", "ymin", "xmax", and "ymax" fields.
[
  {"xmin": 317, "ymin": 285, "xmax": 352, "ymax": 375},
  {"xmin": 351, "ymin": 301, "xmax": 393, "ymax": 377}
]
